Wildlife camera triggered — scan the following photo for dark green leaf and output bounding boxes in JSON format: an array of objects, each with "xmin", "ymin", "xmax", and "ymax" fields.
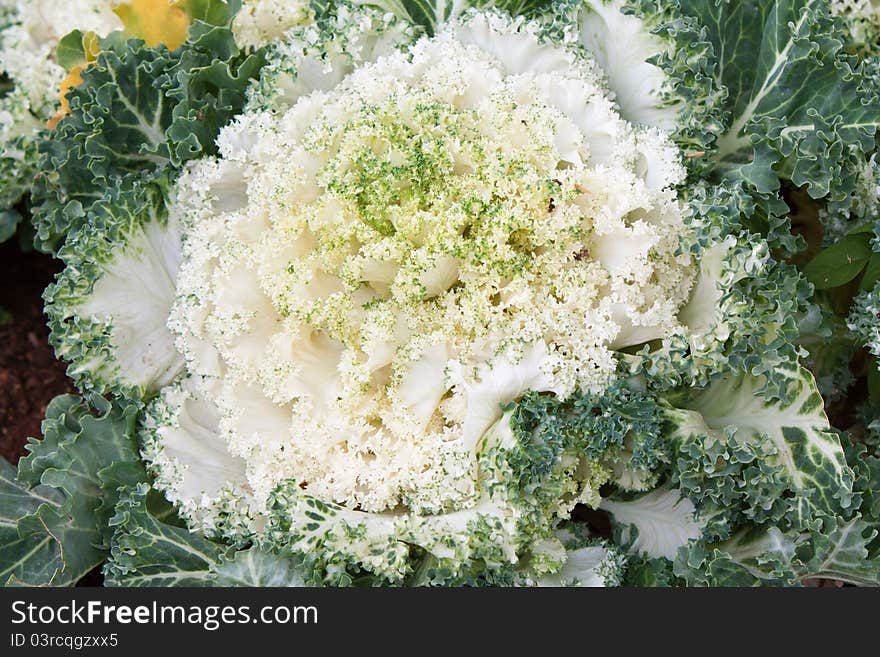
[
  {"xmin": 682, "ymin": 0, "xmax": 880, "ymax": 200},
  {"xmin": 804, "ymin": 234, "xmax": 872, "ymax": 289},
  {"xmin": 105, "ymin": 484, "xmax": 226, "ymax": 587},
  {"xmin": 186, "ymin": 0, "xmax": 241, "ymax": 24},
  {"xmin": 0, "ymin": 209, "xmax": 20, "ymax": 242},
  {"xmin": 848, "ymin": 222, "xmax": 877, "ymax": 235},
  {"xmin": 868, "ymin": 358, "xmax": 880, "ymax": 402},
  {"xmin": 33, "ymin": 16, "xmax": 265, "ymax": 253},
  {"xmin": 860, "ymin": 252, "xmax": 880, "ymax": 292},
  {"xmin": 0, "ymin": 460, "xmax": 67, "ymax": 586},
  {"xmin": 105, "ymin": 484, "xmax": 307, "ymax": 587},
  {"xmin": 1, "ymin": 396, "xmax": 144, "ymax": 587}
]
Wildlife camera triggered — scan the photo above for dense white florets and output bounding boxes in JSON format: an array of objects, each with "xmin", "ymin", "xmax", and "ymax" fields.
[
  {"xmin": 231, "ymin": 0, "xmax": 313, "ymax": 49},
  {"xmin": 145, "ymin": 11, "xmax": 695, "ymax": 533}
]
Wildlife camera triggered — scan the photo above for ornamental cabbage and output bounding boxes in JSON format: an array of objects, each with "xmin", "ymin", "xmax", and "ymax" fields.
[{"xmin": 2, "ymin": 0, "xmax": 879, "ymax": 587}]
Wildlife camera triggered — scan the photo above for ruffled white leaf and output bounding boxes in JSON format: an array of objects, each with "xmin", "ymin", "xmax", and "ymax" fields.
[
  {"xmin": 142, "ymin": 378, "xmax": 257, "ymax": 537},
  {"xmin": 601, "ymin": 487, "xmax": 701, "ymax": 560},
  {"xmin": 78, "ymin": 218, "xmax": 185, "ymax": 391},
  {"xmin": 398, "ymin": 344, "xmax": 452, "ymax": 431},
  {"xmin": 537, "ymin": 546, "xmax": 623, "ymax": 587},
  {"xmin": 573, "ymin": 0, "xmax": 677, "ymax": 131},
  {"xmin": 449, "ymin": 342, "xmax": 558, "ymax": 449}
]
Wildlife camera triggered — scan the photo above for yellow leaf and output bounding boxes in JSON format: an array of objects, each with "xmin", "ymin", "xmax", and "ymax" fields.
[
  {"xmin": 48, "ymin": 64, "xmax": 86, "ymax": 129},
  {"xmin": 113, "ymin": 0, "xmax": 191, "ymax": 50},
  {"xmin": 82, "ymin": 31, "xmax": 101, "ymax": 62}
]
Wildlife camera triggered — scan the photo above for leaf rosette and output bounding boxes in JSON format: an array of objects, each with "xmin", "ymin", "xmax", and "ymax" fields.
[{"xmin": 35, "ymin": 2, "xmax": 863, "ymax": 586}]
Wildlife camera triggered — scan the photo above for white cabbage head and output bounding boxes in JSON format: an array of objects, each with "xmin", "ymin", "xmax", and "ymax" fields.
[{"xmin": 144, "ymin": 11, "xmax": 696, "ymax": 541}]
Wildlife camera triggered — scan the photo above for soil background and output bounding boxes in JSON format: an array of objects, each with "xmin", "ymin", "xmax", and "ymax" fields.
[{"xmin": 0, "ymin": 241, "xmax": 72, "ymax": 464}]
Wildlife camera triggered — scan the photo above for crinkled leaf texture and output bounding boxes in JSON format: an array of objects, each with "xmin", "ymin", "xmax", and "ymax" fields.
[
  {"xmin": 684, "ymin": 0, "xmax": 880, "ymax": 201},
  {"xmin": 651, "ymin": 363, "xmax": 879, "ymax": 586},
  {"xmin": 0, "ymin": 396, "xmax": 307, "ymax": 588},
  {"xmin": 44, "ymin": 178, "xmax": 185, "ymax": 399},
  {"xmin": 593, "ymin": 360, "xmax": 863, "ymax": 585},
  {"xmin": 344, "ymin": 0, "xmax": 727, "ymax": 161},
  {"xmin": 848, "ymin": 279, "xmax": 880, "ymax": 361},
  {"xmin": 32, "ymin": 6, "xmax": 264, "ymax": 253},
  {"xmin": 15, "ymin": 0, "xmax": 880, "ymax": 588},
  {"xmin": 0, "ymin": 134, "xmax": 37, "ymax": 232},
  {"xmin": 663, "ymin": 363, "xmax": 855, "ymax": 540},
  {"xmin": 106, "ymin": 483, "xmax": 338, "ymax": 587},
  {"xmin": 601, "ymin": 487, "xmax": 702, "ymax": 560},
  {"xmin": 545, "ymin": 0, "xmax": 726, "ymax": 167},
  {"xmin": 106, "ymin": 484, "xmax": 623, "ymax": 587},
  {"xmin": 674, "ymin": 515, "xmax": 880, "ymax": 586},
  {"xmin": 636, "ymin": 181, "xmax": 811, "ymax": 395},
  {"xmin": 0, "ymin": 396, "xmax": 140, "ymax": 586}
]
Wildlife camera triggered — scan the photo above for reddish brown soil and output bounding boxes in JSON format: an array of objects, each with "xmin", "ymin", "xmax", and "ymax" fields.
[{"xmin": 0, "ymin": 241, "xmax": 73, "ymax": 464}]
